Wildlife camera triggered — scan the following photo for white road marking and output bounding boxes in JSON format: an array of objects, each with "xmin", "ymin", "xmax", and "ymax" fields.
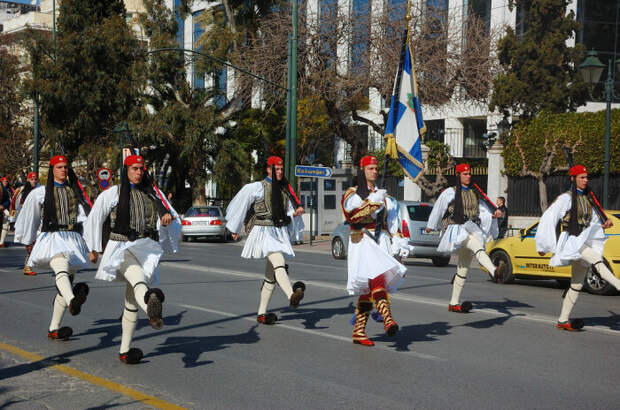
[
  {"xmin": 176, "ymin": 303, "xmax": 443, "ymax": 361},
  {"xmin": 162, "ymin": 261, "xmax": 620, "ymax": 336}
]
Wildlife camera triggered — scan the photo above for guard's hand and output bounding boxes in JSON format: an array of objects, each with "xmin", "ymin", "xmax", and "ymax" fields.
[
  {"xmin": 538, "ymin": 251, "xmax": 546, "ymax": 257},
  {"xmin": 90, "ymin": 250, "xmax": 99, "ymax": 264},
  {"xmin": 232, "ymin": 233, "xmax": 239, "ymax": 241},
  {"xmin": 161, "ymin": 213, "xmax": 172, "ymax": 226},
  {"xmin": 603, "ymin": 219, "xmax": 613, "ymax": 229},
  {"xmin": 424, "ymin": 227, "xmax": 432, "ymax": 233},
  {"xmin": 493, "ymin": 209, "xmax": 503, "ymax": 219},
  {"xmin": 294, "ymin": 207, "xmax": 305, "ymax": 216}
]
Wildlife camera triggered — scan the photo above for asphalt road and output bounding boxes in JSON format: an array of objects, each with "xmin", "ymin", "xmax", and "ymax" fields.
[{"xmin": 1, "ymin": 235, "xmax": 619, "ymax": 409}]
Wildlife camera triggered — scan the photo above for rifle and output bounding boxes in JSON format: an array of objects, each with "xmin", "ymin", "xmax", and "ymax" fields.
[
  {"xmin": 561, "ymin": 146, "xmax": 608, "ymax": 223},
  {"xmin": 472, "ymin": 182, "xmax": 498, "ymax": 212}
]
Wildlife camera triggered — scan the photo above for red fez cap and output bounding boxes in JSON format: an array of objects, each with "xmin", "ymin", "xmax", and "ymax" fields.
[
  {"xmin": 124, "ymin": 155, "xmax": 145, "ymax": 167},
  {"xmin": 569, "ymin": 164, "xmax": 587, "ymax": 176},
  {"xmin": 50, "ymin": 155, "xmax": 68, "ymax": 166},
  {"xmin": 455, "ymin": 163, "xmax": 471, "ymax": 173},
  {"xmin": 0, "ymin": 177, "xmax": 7, "ymax": 182},
  {"xmin": 27, "ymin": 172, "xmax": 38, "ymax": 179},
  {"xmin": 359, "ymin": 155, "xmax": 377, "ymax": 168},
  {"xmin": 267, "ymin": 156, "xmax": 284, "ymax": 166}
]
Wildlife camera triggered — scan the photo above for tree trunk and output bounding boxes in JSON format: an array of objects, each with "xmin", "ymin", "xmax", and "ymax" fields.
[{"xmin": 537, "ymin": 174, "xmax": 548, "ymax": 212}]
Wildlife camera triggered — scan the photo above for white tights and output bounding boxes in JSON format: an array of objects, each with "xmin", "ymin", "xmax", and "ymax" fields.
[
  {"xmin": 257, "ymin": 252, "xmax": 294, "ymax": 315},
  {"xmin": 49, "ymin": 255, "xmax": 76, "ymax": 331},
  {"xmin": 450, "ymin": 235, "xmax": 497, "ymax": 305}
]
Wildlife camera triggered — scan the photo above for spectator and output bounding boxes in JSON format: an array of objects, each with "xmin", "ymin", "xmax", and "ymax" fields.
[{"xmin": 497, "ymin": 196, "xmax": 508, "ymax": 239}]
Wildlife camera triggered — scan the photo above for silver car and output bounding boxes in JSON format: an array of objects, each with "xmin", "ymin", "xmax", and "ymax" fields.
[
  {"xmin": 181, "ymin": 206, "xmax": 228, "ymax": 242},
  {"xmin": 330, "ymin": 200, "xmax": 450, "ymax": 266}
]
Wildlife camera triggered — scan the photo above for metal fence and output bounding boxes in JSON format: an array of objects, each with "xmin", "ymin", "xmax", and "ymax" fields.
[{"xmin": 507, "ymin": 174, "xmax": 620, "ymax": 216}]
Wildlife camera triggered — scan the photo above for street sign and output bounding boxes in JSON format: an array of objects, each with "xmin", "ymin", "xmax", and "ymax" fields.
[
  {"xmin": 97, "ymin": 167, "xmax": 112, "ymax": 181},
  {"xmin": 295, "ymin": 165, "xmax": 333, "ymax": 178}
]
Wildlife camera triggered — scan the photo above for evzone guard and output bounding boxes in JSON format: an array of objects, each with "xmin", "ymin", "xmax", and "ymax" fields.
[
  {"xmin": 14, "ymin": 156, "xmax": 91, "ymax": 340},
  {"xmin": 425, "ymin": 163, "xmax": 505, "ymax": 313},
  {"xmin": 9, "ymin": 172, "xmax": 40, "ymax": 275},
  {"xmin": 341, "ymin": 155, "xmax": 410, "ymax": 346},
  {"xmin": 535, "ymin": 164, "xmax": 620, "ymax": 331},
  {"xmin": 84, "ymin": 154, "xmax": 180, "ymax": 364},
  {"xmin": 0, "ymin": 176, "xmax": 13, "ymax": 248},
  {"xmin": 225, "ymin": 156, "xmax": 306, "ymax": 325}
]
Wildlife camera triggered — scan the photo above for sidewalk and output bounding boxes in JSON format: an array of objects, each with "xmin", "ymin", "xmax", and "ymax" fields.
[{"xmin": 291, "ymin": 235, "xmax": 332, "ymax": 254}]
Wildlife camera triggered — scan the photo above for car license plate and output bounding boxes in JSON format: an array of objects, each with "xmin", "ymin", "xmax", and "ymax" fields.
[
  {"xmin": 421, "ymin": 228, "xmax": 439, "ymax": 235},
  {"xmin": 196, "ymin": 221, "xmax": 210, "ymax": 226}
]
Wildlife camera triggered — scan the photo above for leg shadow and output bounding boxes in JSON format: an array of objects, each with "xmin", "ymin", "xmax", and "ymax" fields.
[
  {"xmin": 279, "ymin": 302, "xmax": 355, "ymax": 329},
  {"xmin": 581, "ymin": 310, "xmax": 620, "ymax": 331},
  {"xmin": 372, "ymin": 321, "xmax": 453, "ymax": 352}
]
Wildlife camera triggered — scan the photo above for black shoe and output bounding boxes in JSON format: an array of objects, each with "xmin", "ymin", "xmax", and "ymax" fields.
[
  {"xmin": 144, "ymin": 288, "xmax": 164, "ymax": 329},
  {"xmin": 69, "ymin": 283, "xmax": 89, "ymax": 316},
  {"xmin": 256, "ymin": 313, "xmax": 278, "ymax": 324},
  {"xmin": 48, "ymin": 326, "xmax": 73, "ymax": 340},
  {"xmin": 290, "ymin": 281, "xmax": 305, "ymax": 308},
  {"xmin": 119, "ymin": 348, "xmax": 144, "ymax": 364}
]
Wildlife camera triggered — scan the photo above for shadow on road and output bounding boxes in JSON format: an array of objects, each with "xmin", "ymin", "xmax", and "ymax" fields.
[
  {"xmin": 373, "ymin": 321, "xmax": 452, "ymax": 352},
  {"xmin": 145, "ymin": 325, "xmax": 260, "ymax": 367},
  {"xmin": 279, "ymin": 302, "xmax": 355, "ymax": 329},
  {"xmin": 581, "ymin": 310, "xmax": 620, "ymax": 331}
]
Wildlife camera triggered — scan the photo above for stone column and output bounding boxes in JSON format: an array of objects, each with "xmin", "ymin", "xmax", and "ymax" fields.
[
  {"xmin": 403, "ymin": 144, "xmax": 429, "ymax": 201},
  {"xmin": 487, "ymin": 140, "xmax": 507, "ymax": 203}
]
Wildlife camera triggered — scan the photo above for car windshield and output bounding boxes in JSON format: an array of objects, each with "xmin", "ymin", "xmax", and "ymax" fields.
[
  {"xmin": 185, "ymin": 207, "xmax": 220, "ymax": 217},
  {"xmin": 407, "ymin": 204, "xmax": 433, "ymax": 221},
  {"xmin": 614, "ymin": 213, "xmax": 620, "ymax": 220}
]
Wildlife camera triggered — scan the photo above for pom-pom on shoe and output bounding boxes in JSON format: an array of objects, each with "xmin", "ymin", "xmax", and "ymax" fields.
[
  {"xmin": 23, "ymin": 266, "xmax": 36, "ymax": 276},
  {"xmin": 119, "ymin": 348, "xmax": 144, "ymax": 364},
  {"xmin": 289, "ymin": 281, "xmax": 305, "ymax": 308},
  {"xmin": 353, "ymin": 338, "xmax": 375, "ymax": 347},
  {"xmin": 448, "ymin": 301, "xmax": 472, "ymax": 313},
  {"xmin": 48, "ymin": 326, "xmax": 73, "ymax": 340},
  {"xmin": 256, "ymin": 313, "xmax": 278, "ymax": 324},
  {"xmin": 557, "ymin": 319, "xmax": 584, "ymax": 331},
  {"xmin": 69, "ymin": 283, "xmax": 89, "ymax": 316},
  {"xmin": 144, "ymin": 288, "xmax": 164, "ymax": 329}
]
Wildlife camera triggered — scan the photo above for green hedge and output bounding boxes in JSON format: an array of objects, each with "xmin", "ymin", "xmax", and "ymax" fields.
[{"xmin": 504, "ymin": 109, "xmax": 620, "ymax": 176}]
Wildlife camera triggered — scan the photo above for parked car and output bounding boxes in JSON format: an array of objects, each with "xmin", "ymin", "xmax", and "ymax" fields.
[
  {"xmin": 330, "ymin": 200, "xmax": 450, "ymax": 266},
  {"xmin": 181, "ymin": 206, "xmax": 228, "ymax": 242},
  {"xmin": 484, "ymin": 210, "xmax": 620, "ymax": 295}
]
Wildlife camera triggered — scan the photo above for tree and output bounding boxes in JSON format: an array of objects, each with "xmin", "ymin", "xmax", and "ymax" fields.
[
  {"xmin": 22, "ymin": 0, "xmax": 141, "ymax": 158},
  {"xmin": 503, "ymin": 110, "xmax": 620, "ymax": 211},
  {"xmin": 0, "ymin": 34, "xmax": 32, "ymax": 179},
  {"xmin": 490, "ymin": 0, "xmax": 589, "ymax": 121}
]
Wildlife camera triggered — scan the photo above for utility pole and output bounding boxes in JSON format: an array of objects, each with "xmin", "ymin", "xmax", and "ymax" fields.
[{"xmin": 285, "ymin": 1, "xmax": 298, "ymax": 183}]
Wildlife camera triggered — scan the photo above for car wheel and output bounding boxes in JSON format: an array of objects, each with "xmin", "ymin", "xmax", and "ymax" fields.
[
  {"xmin": 332, "ymin": 237, "xmax": 346, "ymax": 260},
  {"xmin": 431, "ymin": 256, "xmax": 451, "ymax": 267},
  {"xmin": 584, "ymin": 260, "xmax": 617, "ymax": 295},
  {"xmin": 490, "ymin": 249, "xmax": 514, "ymax": 284}
]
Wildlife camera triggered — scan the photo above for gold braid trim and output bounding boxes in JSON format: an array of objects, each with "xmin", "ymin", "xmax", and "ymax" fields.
[{"xmin": 349, "ymin": 200, "xmax": 383, "ymax": 224}]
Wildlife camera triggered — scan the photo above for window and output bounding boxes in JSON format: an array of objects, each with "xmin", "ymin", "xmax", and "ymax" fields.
[
  {"xmin": 300, "ymin": 181, "xmax": 313, "ymax": 191},
  {"xmin": 193, "ymin": 10, "xmax": 205, "ymax": 89},
  {"xmin": 407, "ymin": 204, "xmax": 434, "ymax": 221},
  {"xmin": 186, "ymin": 207, "xmax": 221, "ymax": 217},
  {"xmin": 320, "ymin": 0, "xmax": 338, "ymax": 65},
  {"xmin": 424, "ymin": 119, "xmax": 445, "ymax": 143},
  {"xmin": 324, "ymin": 195, "xmax": 336, "ymax": 209},
  {"xmin": 324, "ymin": 179, "xmax": 336, "ymax": 191},
  {"xmin": 175, "ymin": 0, "xmax": 184, "ymax": 48},
  {"xmin": 215, "ymin": 67, "xmax": 227, "ymax": 108},
  {"xmin": 462, "ymin": 118, "xmax": 487, "ymax": 158},
  {"xmin": 577, "ymin": 0, "xmax": 620, "ymax": 101},
  {"xmin": 351, "ymin": 0, "xmax": 370, "ymax": 75},
  {"xmin": 341, "ymin": 181, "xmax": 350, "ymax": 191}
]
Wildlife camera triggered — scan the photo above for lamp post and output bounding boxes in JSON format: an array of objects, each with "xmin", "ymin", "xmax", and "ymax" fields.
[{"xmin": 578, "ymin": 50, "xmax": 619, "ymax": 209}]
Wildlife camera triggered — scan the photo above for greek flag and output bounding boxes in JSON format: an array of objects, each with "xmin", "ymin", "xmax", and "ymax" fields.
[{"xmin": 384, "ymin": 30, "xmax": 425, "ymax": 182}]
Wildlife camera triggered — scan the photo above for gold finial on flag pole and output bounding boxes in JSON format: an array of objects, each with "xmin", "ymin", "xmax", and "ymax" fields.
[{"xmin": 406, "ymin": 0, "xmax": 412, "ymax": 23}]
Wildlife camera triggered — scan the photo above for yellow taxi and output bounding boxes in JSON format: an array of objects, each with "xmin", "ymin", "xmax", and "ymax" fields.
[{"xmin": 485, "ymin": 211, "xmax": 620, "ymax": 295}]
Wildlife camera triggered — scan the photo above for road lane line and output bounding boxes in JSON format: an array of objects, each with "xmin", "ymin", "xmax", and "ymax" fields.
[
  {"xmin": 176, "ymin": 304, "xmax": 443, "ymax": 361},
  {"xmin": 0, "ymin": 342, "xmax": 185, "ymax": 410},
  {"xmin": 163, "ymin": 261, "xmax": 620, "ymax": 336}
]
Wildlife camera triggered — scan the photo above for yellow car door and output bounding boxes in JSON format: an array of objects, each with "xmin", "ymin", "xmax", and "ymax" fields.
[{"xmin": 511, "ymin": 223, "xmax": 569, "ymax": 278}]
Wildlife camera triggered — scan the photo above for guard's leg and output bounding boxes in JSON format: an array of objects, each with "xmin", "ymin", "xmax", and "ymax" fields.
[
  {"xmin": 267, "ymin": 252, "xmax": 305, "ymax": 307},
  {"xmin": 23, "ymin": 244, "xmax": 36, "ymax": 275},
  {"xmin": 49, "ymin": 255, "xmax": 88, "ymax": 316},
  {"xmin": 256, "ymin": 260, "xmax": 278, "ymax": 324},
  {"xmin": 121, "ymin": 252, "xmax": 164, "ymax": 329},
  {"xmin": 464, "ymin": 235, "xmax": 501, "ymax": 280},
  {"xmin": 449, "ymin": 246, "xmax": 473, "ymax": 312},
  {"xmin": 557, "ymin": 261, "xmax": 587, "ymax": 331},
  {"xmin": 580, "ymin": 246, "xmax": 620, "ymax": 291},
  {"xmin": 370, "ymin": 275, "xmax": 398, "ymax": 336},
  {"xmin": 0, "ymin": 217, "xmax": 8, "ymax": 246},
  {"xmin": 353, "ymin": 294, "xmax": 374, "ymax": 346},
  {"xmin": 119, "ymin": 281, "xmax": 143, "ymax": 364}
]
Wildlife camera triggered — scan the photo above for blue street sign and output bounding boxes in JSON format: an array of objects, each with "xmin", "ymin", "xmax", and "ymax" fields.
[{"xmin": 295, "ymin": 165, "xmax": 333, "ymax": 178}]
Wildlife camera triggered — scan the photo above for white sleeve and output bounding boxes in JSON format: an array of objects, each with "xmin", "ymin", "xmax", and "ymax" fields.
[
  {"xmin": 479, "ymin": 200, "xmax": 499, "ymax": 239},
  {"xmin": 426, "ymin": 188, "xmax": 454, "ymax": 230},
  {"xmin": 14, "ymin": 186, "xmax": 45, "ymax": 245},
  {"xmin": 343, "ymin": 192, "xmax": 363, "ymax": 213},
  {"xmin": 225, "ymin": 182, "xmax": 262, "ymax": 234},
  {"xmin": 83, "ymin": 186, "xmax": 118, "ymax": 253},
  {"xmin": 386, "ymin": 196, "xmax": 400, "ymax": 235},
  {"xmin": 535, "ymin": 193, "xmax": 571, "ymax": 254},
  {"xmin": 158, "ymin": 190, "xmax": 181, "ymax": 254}
]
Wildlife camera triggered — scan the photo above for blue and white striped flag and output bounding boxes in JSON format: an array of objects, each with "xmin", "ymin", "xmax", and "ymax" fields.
[{"xmin": 384, "ymin": 30, "xmax": 426, "ymax": 182}]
